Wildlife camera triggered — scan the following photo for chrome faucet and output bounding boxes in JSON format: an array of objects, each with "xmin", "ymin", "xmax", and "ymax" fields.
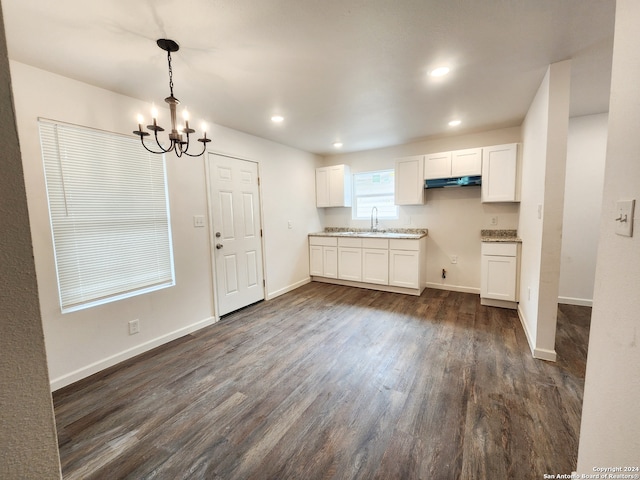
[{"xmin": 370, "ymin": 206, "xmax": 379, "ymax": 232}]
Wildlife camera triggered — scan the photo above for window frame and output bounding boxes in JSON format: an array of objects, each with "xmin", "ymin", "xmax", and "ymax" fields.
[{"xmin": 351, "ymin": 169, "xmax": 399, "ymax": 221}]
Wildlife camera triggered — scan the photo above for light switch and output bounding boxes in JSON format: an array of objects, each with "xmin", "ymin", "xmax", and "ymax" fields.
[
  {"xmin": 615, "ymin": 199, "xmax": 635, "ymax": 237},
  {"xmin": 193, "ymin": 215, "xmax": 205, "ymax": 228}
]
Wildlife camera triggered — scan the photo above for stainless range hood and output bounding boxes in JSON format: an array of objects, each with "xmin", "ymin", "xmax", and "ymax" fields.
[{"xmin": 425, "ymin": 175, "xmax": 482, "ymax": 189}]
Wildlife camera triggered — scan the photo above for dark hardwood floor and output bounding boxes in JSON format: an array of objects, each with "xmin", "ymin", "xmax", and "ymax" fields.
[{"xmin": 53, "ymin": 283, "xmax": 591, "ymax": 479}]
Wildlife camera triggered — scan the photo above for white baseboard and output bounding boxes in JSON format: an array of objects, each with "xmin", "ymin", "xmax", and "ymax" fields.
[
  {"xmin": 267, "ymin": 277, "xmax": 311, "ymax": 300},
  {"xmin": 533, "ymin": 347, "xmax": 557, "ymax": 362},
  {"xmin": 425, "ymin": 282, "xmax": 480, "ymax": 295},
  {"xmin": 50, "ymin": 315, "xmax": 217, "ymax": 391},
  {"xmin": 558, "ymin": 296, "xmax": 593, "ymax": 307},
  {"xmin": 517, "ymin": 305, "xmax": 557, "ymax": 362}
]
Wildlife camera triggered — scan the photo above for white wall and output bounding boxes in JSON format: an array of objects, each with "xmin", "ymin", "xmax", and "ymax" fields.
[
  {"xmin": 517, "ymin": 61, "xmax": 571, "ymax": 361},
  {"xmin": 322, "ymin": 127, "xmax": 521, "ymax": 293},
  {"xmin": 577, "ymin": 0, "xmax": 640, "ymax": 469},
  {"xmin": 559, "ymin": 113, "xmax": 607, "ymax": 306},
  {"xmin": 9, "ymin": 61, "xmax": 322, "ymax": 390}
]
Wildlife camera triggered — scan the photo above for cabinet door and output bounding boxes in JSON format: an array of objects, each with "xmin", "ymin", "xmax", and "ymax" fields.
[
  {"xmin": 389, "ymin": 250, "xmax": 419, "ymax": 289},
  {"xmin": 424, "ymin": 152, "xmax": 452, "ymax": 179},
  {"xmin": 481, "ymin": 144, "xmax": 518, "ymax": 202},
  {"xmin": 316, "ymin": 168, "xmax": 330, "ymax": 207},
  {"xmin": 328, "ymin": 165, "xmax": 352, "ymax": 207},
  {"xmin": 323, "ymin": 247, "xmax": 338, "ymax": 278},
  {"xmin": 362, "ymin": 248, "xmax": 389, "ymax": 285},
  {"xmin": 452, "ymin": 148, "xmax": 482, "ymax": 177},
  {"xmin": 481, "ymin": 255, "xmax": 517, "ymax": 300},
  {"xmin": 338, "ymin": 247, "xmax": 362, "ymax": 281},
  {"xmin": 395, "ymin": 155, "xmax": 425, "ymax": 205},
  {"xmin": 309, "ymin": 245, "xmax": 324, "ymax": 276}
]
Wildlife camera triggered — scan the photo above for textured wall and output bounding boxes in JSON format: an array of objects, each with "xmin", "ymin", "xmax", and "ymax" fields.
[
  {"xmin": 0, "ymin": 4, "xmax": 61, "ymax": 478},
  {"xmin": 577, "ymin": 0, "xmax": 640, "ymax": 469}
]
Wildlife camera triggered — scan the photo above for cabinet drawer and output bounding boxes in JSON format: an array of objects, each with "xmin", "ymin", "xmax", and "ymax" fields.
[
  {"xmin": 362, "ymin": 238, "xmax": 388, "ymax": 249},
  {"xmin": 338, "ymin": 237, "xmax": 362, "ymax": 247},
  {"xmin": 309, "ymin": 236, "xmax": 338, "ymax": 247},
  {"xmin": 481, "ymin": 242, "xmax": 517, "ymax": 257},
  {"xmin": 389, "ymin": 239, "xmax": 419, "ymax": 251}
]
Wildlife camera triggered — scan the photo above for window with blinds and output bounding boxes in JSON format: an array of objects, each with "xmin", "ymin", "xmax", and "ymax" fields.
[{"xmin": 38, "ymin": 119, "xmax": 175, "ymax": 313}]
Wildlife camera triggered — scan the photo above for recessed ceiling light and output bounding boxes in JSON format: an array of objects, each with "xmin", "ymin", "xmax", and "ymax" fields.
[
  {"xmin": 271, "ymin": 115, "xmax": 284, "ymax": 123},
  {"xmin": 448, "ymin": 119, "xmax": 462, "ymax": 127},
  {"xmin": 430, "ymin": 66, "xmax": 450, "ymax": 77},
  {"xmin": 333, "ymin": 142, "xmax": 343, "ymax": 148}
]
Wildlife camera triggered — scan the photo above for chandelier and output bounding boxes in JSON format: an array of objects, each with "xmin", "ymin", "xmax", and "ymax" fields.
[{"xmin": 133, "ymin": 39, "xmax": 211, "ymax": 157}]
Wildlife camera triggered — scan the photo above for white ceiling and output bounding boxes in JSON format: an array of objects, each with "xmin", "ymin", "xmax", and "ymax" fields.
[{"xmin": 2, "ymin": 0, "xmax": 615, "ymax": 155}]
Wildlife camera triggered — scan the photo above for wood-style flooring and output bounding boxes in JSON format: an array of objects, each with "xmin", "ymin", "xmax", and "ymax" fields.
[{"xmin": 53, "ymin": 283, "xmax": 591, "ymax": 479}]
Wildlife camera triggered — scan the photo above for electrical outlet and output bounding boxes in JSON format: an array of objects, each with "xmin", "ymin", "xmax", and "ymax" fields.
[
  {"xmin": 287, "ymin": 220, "xmax": 293, "ymax": 229},
  {"xmin": 490, "ymin": 216, "xmax": 498, "ymax": 226},
  {"xmin": 450, "ymin": 255, "xmax": 458, "ymax": 264},
  {"xmin": 128, "ymin": 319, "xmax": 140, "ymax": 335}
]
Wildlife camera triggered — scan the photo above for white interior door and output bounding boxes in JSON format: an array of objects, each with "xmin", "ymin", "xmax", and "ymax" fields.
[{"xmin": 209, "ymin": 154, "xmax": 265, "ymax": 316}]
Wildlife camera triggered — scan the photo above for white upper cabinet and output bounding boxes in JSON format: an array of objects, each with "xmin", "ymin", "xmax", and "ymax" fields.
[
  {"xmin": 481, "ymin": 143, "xmax": 519, "ymax": 203},
  {"xmin": 316, "ymin": 164, "xmax": 352, "ymax": 207},
  {"xmin": 424, "ymin": 148, "xmax": 482, "ymax": 179},
  {"xmin": 394, "ymin": 155, "xmax": 425, "ymax": 205},
  {"xmin": 451, "ymin": 148, "xmax": 482, "ymax": 177},
  {"xmin": 423, "ymin": 151, "xmax": 452, "ymax": 179}
]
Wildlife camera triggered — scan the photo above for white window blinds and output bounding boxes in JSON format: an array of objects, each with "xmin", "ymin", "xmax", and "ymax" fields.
[{"xmin": 38, "ymin": 119, "xmax": 175, "ymax": 313}]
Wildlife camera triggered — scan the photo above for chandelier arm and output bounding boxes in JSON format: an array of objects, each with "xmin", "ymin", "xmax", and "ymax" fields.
[
  {"xmin": 182, "ymin": 131, "xmax": 191, "ymax": 153},
  {"xmin": 153, "ymin": 129, "xmax": 174, "ymax": 153},
  {"xmin": 182, "ymin": 141, "xmax": 208, "ymax": 158},
  {"xmin": 139, "ymin": 135, "xmax": 166, "ymax": 155}
]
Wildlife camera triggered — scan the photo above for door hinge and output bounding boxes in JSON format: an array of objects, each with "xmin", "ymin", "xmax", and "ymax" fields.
[
  {"xmin": 263, "ymin": 279, "xmax": 266, "ymax": 287},
  {"xmin": 257, "ymin": 177, "xmax": 260, "ymax": 186},
  {"xmin": 260, "ymin": 229, "xmax": 263, "ymax": 237}
]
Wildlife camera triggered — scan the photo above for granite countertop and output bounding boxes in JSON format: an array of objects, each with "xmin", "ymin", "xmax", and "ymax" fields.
[
  {"xmin": 481, "ymin": 229, "xmax": 522, "ymax": 243},
  {"xmin": 310, "ymin": 227, "xmax": 428, "ymax": 240}
]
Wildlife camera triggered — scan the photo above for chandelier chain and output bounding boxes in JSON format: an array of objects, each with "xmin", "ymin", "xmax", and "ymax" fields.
[{"xmin": 167, "ymin": 51, "xmax": 174, "ymax": 97}]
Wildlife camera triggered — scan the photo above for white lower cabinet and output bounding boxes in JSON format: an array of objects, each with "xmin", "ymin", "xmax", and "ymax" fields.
[
  {"xmin": 362, "ymin": 238, "xmax": 389, "ymax": 285},
  {"xmin": 309, "ymin": 236, "xmax": 338, "ymax": 278},
  {"xmin": 480, "ymin": 242, "xmax": 520, "ymax": 309},
  {"xmin": 309, "ymin": 235, "xmax": 426, "ymax": 295},
  {"xmin": 338, "ymin": 247, "xmax": 362, "ymax": 281},
  {"xmin": 389, "ymin": 239, "xmax": 420, "ymax": 289}
]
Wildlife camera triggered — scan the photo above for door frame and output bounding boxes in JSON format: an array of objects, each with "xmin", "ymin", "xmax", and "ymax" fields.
[{"xmin": 204, "ymin": 151, "xmax": 268, "ymax": 319}]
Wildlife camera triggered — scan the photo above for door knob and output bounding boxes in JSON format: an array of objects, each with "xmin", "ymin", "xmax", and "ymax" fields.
[{"xmin": 216, "ymin": 243, "xmax": 223, "ymax": 249}]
